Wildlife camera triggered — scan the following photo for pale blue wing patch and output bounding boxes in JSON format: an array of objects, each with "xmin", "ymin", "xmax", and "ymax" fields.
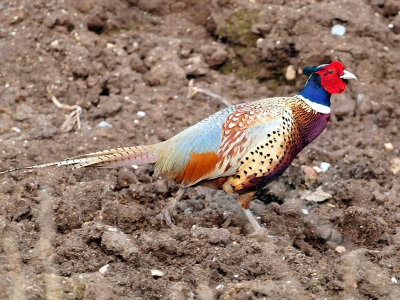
[{"xmin": 154, "ymin": 106, "xmax": 235, "ymax": 178}]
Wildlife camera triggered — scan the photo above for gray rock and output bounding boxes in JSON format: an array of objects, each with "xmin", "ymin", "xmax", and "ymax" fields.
[
  {"xmin": 101, "ymin": 231, "xmax": 139, "ymax": 261},
  {"xmin": 184, "ymin": 55, "xmax": 208, "ymax": 76},
  {"xmin": 200, "ymin": 43, "xmax": 228, "ymax": 67},
  {"xmin": 144, "ymin": 61, "xmax": 187, "ymax": 88}
]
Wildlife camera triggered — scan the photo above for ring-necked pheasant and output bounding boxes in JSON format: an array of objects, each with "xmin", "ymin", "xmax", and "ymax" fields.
[{"xmin": 1, "ymin": 61, "xmax": 356, "ymax": 231}]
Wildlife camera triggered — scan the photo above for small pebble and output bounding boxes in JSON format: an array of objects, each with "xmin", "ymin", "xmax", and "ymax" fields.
[
  {"xmin": 96, "ymin": 121, "xmax": 112, "ymax": 128},
  {"xmin": 312, "ymin": 166, "xmax": 322, "ymax": 173},
  {"xmin": 256, "ymin": 38, "xmax": 264, "ymax": 48},
  {"xmin": 304, "ymin": 166, "xmax": 318, "ymax": 176},
  {"xmin": 134, "ymin": 119, "xmax": 139, "ymax": 124},
  {"xmin": 357, "ymin": 93, "xmax": 365, "ymax": 102},
  {"xmin": 151, "ymin": 269, "xmax": 165, "ymax": 277},
  {"xmin": 132, "ymin": 165, "xmax": 139, "ymax": 169},
  {"xmin": 216, "ymin": 285, "xmax": 224, "ymax": 290},
  {"xmin": 331, "ymin": 24, "xmax": 346, "ymax": 36},
  {"xmin": 285, "ymin": 65, "xmax": 296, "ymax": 81},
  {"xmin": 137, "ymin": 111, "xmax": 146, "ymax": 117},
  {"xmin": 392, "ymin": 277, "xmax": 398, "ymax": 284},
  {"xmin": 384, "ymin": 143, "xmax": 394, "ymax": 152},
  {"xmin": 390, "ymin": 158, "xmax": 400, "ymax": 175},
  {"xmin": 320, "ymin": 162, "xmax": 331, "ymax": 172},
  {"xmin": 11, "ymin": 127, "xmax": 21, "ymax": 133},
  {"xmin": 300, "ymin": 186, "xmax": 332, "ymax": 202},
  {"xmin": 301, "ymin": 208, "xmax": 309, "ymax": 215},
  {"xmin": 50, "ymin": 40, "xmax": 59, "ymax": 48},
  {"xmin": 234, "ymin": 274, "xmax": 239, "ymax": 278},
  {"xmin": 99, "ymin": 264, "xmax": 109, "ymax": 275},
  {"xmin": 335, "ymin": 246, "xmax": 346, "ymax": 253}
]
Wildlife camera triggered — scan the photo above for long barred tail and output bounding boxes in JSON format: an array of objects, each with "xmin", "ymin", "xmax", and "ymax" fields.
[{"xmin": 0, "ymin": 145, "xmax": 158, "ymax": 174}]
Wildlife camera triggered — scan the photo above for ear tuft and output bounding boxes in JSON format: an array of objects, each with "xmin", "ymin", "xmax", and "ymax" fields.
[{"xmin": 303, "ymin": 67, "xmax": 317, "ymax": 76}]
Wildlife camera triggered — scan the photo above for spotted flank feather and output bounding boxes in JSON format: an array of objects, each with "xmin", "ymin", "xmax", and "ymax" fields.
[{"xmin": 218, "ymin": 98, "xmax": 331, "ymax": 192}]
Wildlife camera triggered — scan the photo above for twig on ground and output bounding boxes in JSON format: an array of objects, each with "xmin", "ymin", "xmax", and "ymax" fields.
[
  {"xmin": 187, "ymin": 79, "xmax": 232, "ymax": 107},
  {"xmin": 46, "ymin": 86, "xmax": 82, "ymax": 132}
]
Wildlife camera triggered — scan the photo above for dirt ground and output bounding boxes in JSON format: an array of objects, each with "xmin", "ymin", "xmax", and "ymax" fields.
[{"xmin": 0, "ymin": 0, "xmax": 400, "ymax": 298}]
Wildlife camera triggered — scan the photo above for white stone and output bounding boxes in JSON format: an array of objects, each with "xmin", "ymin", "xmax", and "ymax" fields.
[
  {"xmin": 335, "ymin": 246, "xmax": 346, "ymax": 253},
  {"xmin": 99, "ymin": 264, "xmax": 109, "ymax": 275},
  {"xmin": 384, "ymin": 143, "xmax": 394, "ymax": 152},
  {"xmin": 137, "ymin": 111, "xmax": 146, "ymax": 117},
  {"xmin": 313, "ymin": 166, "xmax": 322, "ymax": 173},
  {"xmin": 331, "ymin": 24, "xmax": 346, "ymax": 36},
  {"xmin": 50, "ymin": 40, "xmax": 59, "ymax": 48},
  {"xmin": 285, "ymin": 65, "xmax": 296, "ymax": 80},
  {"xmin": 301, "ymin": 208, "xmax": 309, "ymax": 215},
  {"xmin": 96, "ymin": 121, "xmax": 112, "ymax": 128},
  {"xmin": 320, "ymin": 162, "xmax": 331, "ymax": 172},
  {"xmin": 256, "ymin": 38, "xmax": 264, "ymax": 48},
  {"xmin": 151, "ymin": 269, "xmax": 165, "ymax": 277}
]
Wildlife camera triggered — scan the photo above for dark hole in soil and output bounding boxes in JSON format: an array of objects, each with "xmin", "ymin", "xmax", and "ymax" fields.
[
  {"xmin": 99, "ymin": 87, "xmax": 109, "ymax": 96},
  {"xmin": 87, "ymin": 24, "xmax": 104, "ymax": 34}
]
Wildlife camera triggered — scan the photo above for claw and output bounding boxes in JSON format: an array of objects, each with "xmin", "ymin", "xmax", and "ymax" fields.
[
  {"xmin": 156, "ymin": 187, "xmax": 188, "ymax": 227},
  {"xmin": 156, "ymin": 207, "xmax": 176, "ymax": 227}
]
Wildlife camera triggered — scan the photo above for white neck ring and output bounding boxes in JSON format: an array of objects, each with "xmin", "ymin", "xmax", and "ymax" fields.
[{"xmin": 295, "ymin": 95, "xmax": 331, "ymax": 114}]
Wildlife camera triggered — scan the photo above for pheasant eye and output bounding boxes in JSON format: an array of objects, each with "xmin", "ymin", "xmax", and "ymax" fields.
[{"xmin": 328, "ymin": 69, "xmax": 333, "ymax": 74}]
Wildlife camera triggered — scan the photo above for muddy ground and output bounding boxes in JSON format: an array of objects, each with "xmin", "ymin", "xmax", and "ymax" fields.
[{"xmin": 0, "ymin": 0, "xmax": 400, "ymax": 299}]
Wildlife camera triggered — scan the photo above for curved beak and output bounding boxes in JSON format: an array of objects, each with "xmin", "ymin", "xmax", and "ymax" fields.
[{"xmin": 340, "ymin": 70, "xmax": 357, "ymax": 80}]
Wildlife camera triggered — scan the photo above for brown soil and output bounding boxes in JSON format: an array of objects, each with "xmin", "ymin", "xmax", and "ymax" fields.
[{"xmin": 1, "ymin": 0, "xmax": 400, "ymax": 299}]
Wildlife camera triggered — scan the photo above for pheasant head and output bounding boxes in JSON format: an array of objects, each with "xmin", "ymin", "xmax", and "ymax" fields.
[{"xmin": 298, "ymin": 61, "xmax": 357, "ymax": 113}]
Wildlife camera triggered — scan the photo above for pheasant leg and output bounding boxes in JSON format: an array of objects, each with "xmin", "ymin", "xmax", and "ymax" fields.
[
  {"xmin": 241, "ymin": 208, "xmax": 262, "ymax": 232},
  {"xmin": 237, "ymin": 191, "xmax": 262, "ymax": 232},
  {"xmin": 157, "ymin": 187, "xmax": 188, "ymax": 226}
]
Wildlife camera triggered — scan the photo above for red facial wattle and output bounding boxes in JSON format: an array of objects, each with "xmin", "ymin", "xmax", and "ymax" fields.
[{"xmin": 316, "ymin": 61, "xmax": 346, "ymax": 94}]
